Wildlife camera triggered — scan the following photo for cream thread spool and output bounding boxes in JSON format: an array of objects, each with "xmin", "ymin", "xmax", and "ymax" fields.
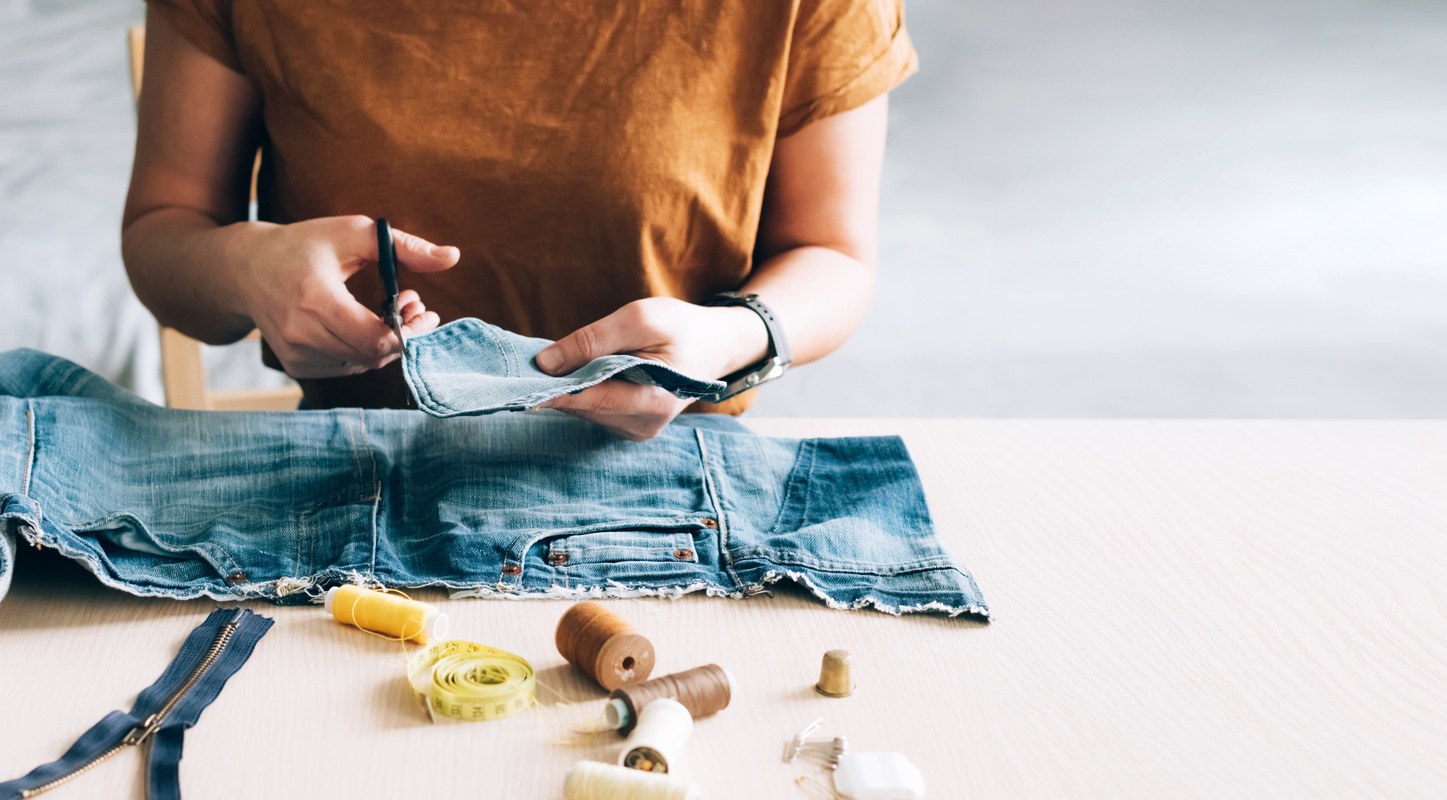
[
  {"xmin": 619, "ymin": 698, "xmax": 693, "ymax": 774},
  {"xmin": 325, "ymin": 584, "xmax": 448, "ymax": 644},
  {"xmin": 563, "ymin": 760, "xmax": 700, "ymax": 800}
]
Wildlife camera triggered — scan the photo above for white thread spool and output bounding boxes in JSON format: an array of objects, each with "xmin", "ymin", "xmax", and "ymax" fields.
[
  {"xmin": 563, "ymin": 760, "xmax": 700, "ymax": 800},
  {"xmin": 618, "ymin": 698, "xmax": 693, "ymax": 774}
]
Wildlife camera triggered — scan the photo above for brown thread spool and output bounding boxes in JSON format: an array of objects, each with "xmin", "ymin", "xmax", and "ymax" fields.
[
  {"xmin": 605, "ymin": 663, "xmax": 734, "ymax": 735},
  {"xmin": 555, "ymin": 602, "xmax": 656, "ymax": 691}
]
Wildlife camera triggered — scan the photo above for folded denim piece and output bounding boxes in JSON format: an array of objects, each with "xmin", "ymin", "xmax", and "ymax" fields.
[
  {"xmin": 402, "ymin": 317, "xmax": 727, "ymax": 417},
  {"xmin": 0, "ymin": 349, "xmax": 989, "ymax": 620}
]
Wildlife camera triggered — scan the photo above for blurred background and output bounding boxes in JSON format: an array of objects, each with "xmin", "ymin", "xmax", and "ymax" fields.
[{"xmin": 2, "ymin": 0, "xmax": 1444, "ymax": 416}]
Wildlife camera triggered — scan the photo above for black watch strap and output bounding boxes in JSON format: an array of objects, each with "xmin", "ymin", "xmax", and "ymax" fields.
[{"xmin": 697, "ymin": 292, "xmax": 791, "ymax": 403}]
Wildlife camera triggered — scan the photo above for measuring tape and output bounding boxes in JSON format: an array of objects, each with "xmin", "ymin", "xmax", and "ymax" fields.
[{"xmin": 407, "ymin": 640, "xmax": 536, "ymax": 722}]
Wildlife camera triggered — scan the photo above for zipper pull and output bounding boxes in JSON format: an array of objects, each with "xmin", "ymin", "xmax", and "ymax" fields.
[{"xmin": 121, "ymin": 714, "xmax": 162, "ymax": 747}]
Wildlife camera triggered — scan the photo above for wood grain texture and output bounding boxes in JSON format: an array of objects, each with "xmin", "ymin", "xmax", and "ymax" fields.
[
  {"xmin": 209, "ymin": 387, "xmax": 304, "ymax": 412},
  {"xmin": 157, "ymin": 326, "xmax": 211, "ymax": 410},
  {"xmin": 1, "ymin": 420, "xmax": 1443, "ymax": 799}
]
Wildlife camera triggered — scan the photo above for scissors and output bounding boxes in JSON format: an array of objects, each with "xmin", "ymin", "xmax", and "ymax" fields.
[{"xmin": 376, "ymin": 218, "xmax": 407, "ymax": 351}]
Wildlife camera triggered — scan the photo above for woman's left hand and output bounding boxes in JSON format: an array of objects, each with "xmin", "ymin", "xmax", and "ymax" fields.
[{"xmin": 534, "ymin": 297, "xmax": 768, "ymax": 441}]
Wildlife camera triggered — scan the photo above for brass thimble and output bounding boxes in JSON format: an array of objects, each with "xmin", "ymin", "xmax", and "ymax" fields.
[{"xmin": 814, "ymin": 648, "xmax": 856, "ymax": 697}]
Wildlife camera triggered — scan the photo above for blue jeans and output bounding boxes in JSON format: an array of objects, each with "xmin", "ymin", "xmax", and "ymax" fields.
[
  {"xmin": 401, "ymin": 317, "xmax": 727, "ymax": 416},
  {"xmin": 0, "ymin": 345, "xmax": 988, "ymax": 619}
]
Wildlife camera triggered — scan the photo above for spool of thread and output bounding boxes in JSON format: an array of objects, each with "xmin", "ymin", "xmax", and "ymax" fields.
[
  {"xmin": 563, "ymin": 760, "xmax": 700, "ymax": 800},
  {"xmin": 603, "ymin": 663, "xmax": 735, "ymax": 735},
  {"xmin": 555, "ymin": 602, "xmax": 655, "ymax": 691},
  {"xmin": 619, "ymin": 698, "xmax": 693, "ymax": 773},
  {"xmin": 326, "ymin": 584, "xmax": 448, "ymax": 644}
]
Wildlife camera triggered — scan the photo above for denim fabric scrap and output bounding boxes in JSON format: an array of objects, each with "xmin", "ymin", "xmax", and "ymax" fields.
[
  {"xmin": 0, "ymin": 348, "xmax": 990, "ymax": 621},
  {"xmin": 402, "ymin": 317, "xmax": 727, "ymax": 417}
]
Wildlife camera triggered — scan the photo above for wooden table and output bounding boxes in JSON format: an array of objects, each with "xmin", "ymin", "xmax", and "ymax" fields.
[{"xmin": 2, "ymin": 420, "xmax": 1444, "ymax": 799}]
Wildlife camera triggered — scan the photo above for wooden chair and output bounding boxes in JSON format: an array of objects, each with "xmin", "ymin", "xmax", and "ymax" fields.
[{"xmin": 127, "ymin": 25, "xmax": 303, "ymax": 411}]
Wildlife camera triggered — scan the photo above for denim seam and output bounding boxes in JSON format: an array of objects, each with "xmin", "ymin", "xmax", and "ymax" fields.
[
  {"xmin": 695, "ymin": 429, "xmax": 743, "ymax": 591},
  {"xmin": 296, "ymin": 488, "xmax": 366, "ymax": 575},
  {"xmin": 408, "ymin": 346, "xmax": 447, "ymax": 412},
  {"xmin": 356, "ymin": 409, "xmax": 381, "ymax": 577},
  {"xmin": 22, "ymin": 403, "xmax": 34, "ymax": 496},
  {"xmin": 766, "ymin": 439, "xmax": 812, "ymax": 536},
  {"xmin": 297, "ymin": 508, "xmax": 310, "ymax": 577},
  {"xmin": 491, "ymin": 323, "xmax": 520, "ymax": 378},
  {"xmin": 504, "ymin": 531, "xmax": 553, "ymax": 589},
  {"xmin": 341, "ymin": 408, "xmax": 366, "ymax": 499},
  {"xmin": 501, "ymin": 518, "xmax": 705, "ymax": 554},
  {"xmin": 797, "ymin": 441, "xmax": 819, "ymax": 530},
  {"xmin": 729, "ymin": 549, "xmax": 961, "ymax": 575},
  {"xmin": 425, "ymin": 331, "xmax": 467, "ymax": 412}
]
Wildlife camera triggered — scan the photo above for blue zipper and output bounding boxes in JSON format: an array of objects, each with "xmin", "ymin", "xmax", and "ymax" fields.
[{"xmin": 0, "ymin": 608, "xmax": 273, "ymax": 800}]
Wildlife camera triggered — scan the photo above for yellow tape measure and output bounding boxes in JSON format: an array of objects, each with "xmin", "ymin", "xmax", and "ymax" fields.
[{"xmin": 407, "ymin": 640, "xmax": 536, "ymax": 722}]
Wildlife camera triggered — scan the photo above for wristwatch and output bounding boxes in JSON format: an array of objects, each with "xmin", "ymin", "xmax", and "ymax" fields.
[{"xmin": 697, "ymin": 292, "xmax": 791, "ymax": 403}]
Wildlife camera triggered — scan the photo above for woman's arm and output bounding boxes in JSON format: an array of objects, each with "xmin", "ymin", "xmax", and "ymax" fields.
[
  {"xmin": 122, "ymin": 8, "xmax": 457, "ymax": 378},
  {"xmin": 536, "ymin": 94, "xmax": 889, "ymax": 440},
  {"xmin": 739, "ymin": 92, "xmax": 887, "ymax": 366}
]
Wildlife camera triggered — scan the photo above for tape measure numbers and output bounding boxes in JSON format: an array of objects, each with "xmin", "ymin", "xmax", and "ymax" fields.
[{"xmin": 407, "ymin": 640, "xmax": 536, "ymax": 722}]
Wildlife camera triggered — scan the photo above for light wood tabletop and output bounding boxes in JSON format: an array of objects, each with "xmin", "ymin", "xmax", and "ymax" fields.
[{"xmin": 2, "ymin": 419, "xmax": 1444, "ymax": 799}]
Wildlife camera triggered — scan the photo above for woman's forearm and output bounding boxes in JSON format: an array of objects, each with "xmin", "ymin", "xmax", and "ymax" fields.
[
  {"xmin": 122, "ymin": 208, "xmax": 269, "ymax": 344},
  {"xmin": 736, "ymin": 93, "xmax": 889, "ymax": 372},
  {"xmin": 739, "ymin": 244, "xmax": 876, "ymax": 368}
]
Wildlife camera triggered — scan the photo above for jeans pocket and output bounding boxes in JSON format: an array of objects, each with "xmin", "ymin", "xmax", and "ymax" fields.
[
  {"xmin": 547, "ymin": 529, "xmax": 700, "ymax": 565},
  {"xmin": 74, "ymin": 512, "xmax": 240, "ymax": 590},
  {"xmin": 522, "ymin": 522, "xmax": 715, "ymax": 592}
]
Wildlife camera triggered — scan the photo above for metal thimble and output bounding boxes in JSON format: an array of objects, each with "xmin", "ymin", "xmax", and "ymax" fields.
[{"xmin": 814, "ymin": 648, "xmax": 856, "ymax": 697}]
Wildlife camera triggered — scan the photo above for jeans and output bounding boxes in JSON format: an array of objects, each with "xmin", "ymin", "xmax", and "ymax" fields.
[
  {"xmin": 0, "ymin": 348, "xmax": 988, "ymax": 619},
  {"xmin": 402, "ymin": 317, "xmax": 727, "ymax": 416}
]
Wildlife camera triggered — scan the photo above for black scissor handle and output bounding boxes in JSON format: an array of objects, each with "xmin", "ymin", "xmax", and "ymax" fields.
[{"xmin": 379, "ymin": 218, "xmax": 402, "ymax": 318}]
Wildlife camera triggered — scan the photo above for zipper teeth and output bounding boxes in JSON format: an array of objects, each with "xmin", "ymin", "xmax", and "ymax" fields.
[
  {"xmin": 20, "ymin": 615, "xmax": 243, "ymax": 799},
  {"xmin": 147, "ymin": 619, "xmax": 240, "ymax": 728},
  {"xmin": 19, "ymin": 743, "xmax": 126, "ymax": 798}
]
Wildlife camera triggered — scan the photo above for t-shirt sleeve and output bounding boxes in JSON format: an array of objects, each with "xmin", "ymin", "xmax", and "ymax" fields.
[
  {"xmin": 778, "ymin": 0, "xmax": 919, "ymax": 137},
  {"xmin": 145, "ymin": 0, "xmax": 242, "ymax": 73}
]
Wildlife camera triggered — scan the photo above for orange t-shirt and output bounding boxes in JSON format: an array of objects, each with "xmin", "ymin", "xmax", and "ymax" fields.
[{"xmin": 147, "ymin": 0, "xmax": 917, "ymax": 412}]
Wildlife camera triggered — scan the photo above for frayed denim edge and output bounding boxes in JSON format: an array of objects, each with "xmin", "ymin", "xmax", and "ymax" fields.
[
  {"xmin": 14, "ymin": 523, "xmax": 990, "ymax": 619},
  {"xmin": 756, "ymin": 568, "xmax": 993, "ymax": 622}
]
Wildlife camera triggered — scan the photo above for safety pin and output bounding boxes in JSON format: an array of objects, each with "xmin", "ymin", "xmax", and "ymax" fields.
[{"xmin": 782, "ymin": 717, "xmax": 825, "ymax": 762}]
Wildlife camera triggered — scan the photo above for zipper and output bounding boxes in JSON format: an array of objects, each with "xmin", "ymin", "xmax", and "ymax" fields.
[{"xmin": 19, "ymin": 610, "xmax": 245, "ymax": 799}]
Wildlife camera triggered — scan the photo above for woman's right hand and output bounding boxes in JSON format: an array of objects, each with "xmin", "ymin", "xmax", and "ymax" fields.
[
  {"xmin": 231, "ymin": 215, "xmax": 459, "ymax": 378},
  {"xmin": 121, "ymin": 12, "xmax": 459, "ymax": 379}
]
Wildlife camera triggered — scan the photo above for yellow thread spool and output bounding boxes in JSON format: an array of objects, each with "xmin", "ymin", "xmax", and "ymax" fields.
[{"xmin": 325, "ymin": 584, "xmax": 449, "ymax": 644}]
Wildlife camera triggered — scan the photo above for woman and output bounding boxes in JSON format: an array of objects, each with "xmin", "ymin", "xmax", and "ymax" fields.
[{"xmin": 121, "ymin": 0, "xmax": 916, "ymax": 440}]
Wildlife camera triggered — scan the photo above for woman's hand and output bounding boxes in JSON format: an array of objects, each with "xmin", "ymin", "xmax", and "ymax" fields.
[
  {"xmin": 230, "ymin": 215, "xmax": 459, "ymax": 378},
  {"xmin": 534, "ymin": 297, "xmax": 768, "ymax": 441},
  {"xmin": 121, "ymin": 13, "xmax": 461, "ymax": 379}
]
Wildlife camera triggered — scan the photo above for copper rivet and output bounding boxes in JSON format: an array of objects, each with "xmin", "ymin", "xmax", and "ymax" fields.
[
  {"xmin": 674, "ymin": 549, "xmax": 694, "ymax": 560},
  {"xmin": 547, "ymin": 553, "xmax": 569, "ymax": 566},
  {"xmin": 701, "ymin": 518, "xmax": 718, "ymax": 529},
  {"xmin": 501, "ymin": 564, "xmax": 522, "ymax": 576},
  {"xmin": 225, "ymin": 571, "xmax": 247, "ymax": 584}
]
